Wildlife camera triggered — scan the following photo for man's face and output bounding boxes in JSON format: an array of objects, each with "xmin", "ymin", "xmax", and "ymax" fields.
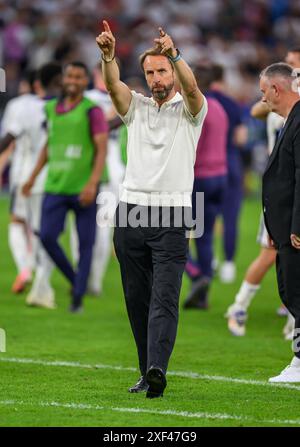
[
  {"xmin": 260, "ymin": 76, "xmax": 279, "ymax": 113},
  {"xmin": 143, "ymin": 55, "xmax": 175, "ymax": 102},
  {"xmin": 285, "ymin": 52, "xmax": 300, "ymax": 69},
  {"xmin": 63, "ymin": 65, "xmax": 88, "ymax": 97}
]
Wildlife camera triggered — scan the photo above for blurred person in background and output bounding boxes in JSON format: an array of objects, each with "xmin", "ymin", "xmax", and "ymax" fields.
[
  {"xmin": 225, "ymin": 108, "xmax": 284, "ymax": 337},
  {"xmin": 208, "ymin": 64, "xmax": 248, "ymax": 283},
  {"xmin": 183, "ymin": 64, "xmax": 228, "ymax": 310},
  {"xmin": 0, "ymin": 63, "xmax": 62, "ymax": 307},
  {"xmin": 0, "ymin": 71, "xmax": 38, "ymax": 293},
  {"xmin": 0, "ymin": 70, "xmax": 45, "ymax": 293},
  {"xmin": 23, "ymin": 61, "xmax": 108, "ymax": 312},
  {"xmin": 25, "ymin": 62, "xmax": 63, "ymax": 309}
]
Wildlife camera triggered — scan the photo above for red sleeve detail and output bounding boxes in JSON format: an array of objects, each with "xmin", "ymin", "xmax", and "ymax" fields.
[{"xmin": 88, "ymin": 106, "xmax": 109, "ymax": 136}]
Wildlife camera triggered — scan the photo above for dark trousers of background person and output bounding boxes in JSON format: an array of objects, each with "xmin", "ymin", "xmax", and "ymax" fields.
[
  {"xmin": 113, "ymin": 202, "xmax": 189, "ymax": 376},
  {"xmin": 221, "ymin": 151, "xmax": 243, "ymax": 261},
  {"xmin": 276, "ymin": 245, "xmax": 300, "ymax": 358},
  {"xmin": 40, "ymin": 193, "xmax": 97, "ymax": 305},
  {"xmin": 189, "ymin": 175, "xmax": 227, "ymax": 280}
]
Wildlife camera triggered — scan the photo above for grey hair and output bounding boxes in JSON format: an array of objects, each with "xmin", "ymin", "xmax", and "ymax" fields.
[{"xmin": 260, "ymin": 62, "xmax": 294, "ymax": 80}]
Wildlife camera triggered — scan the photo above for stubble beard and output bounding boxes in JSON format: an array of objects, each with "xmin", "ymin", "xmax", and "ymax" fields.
[{"xmin": 151, "ymin": 82, "xmax": 174, "ymax": 101}]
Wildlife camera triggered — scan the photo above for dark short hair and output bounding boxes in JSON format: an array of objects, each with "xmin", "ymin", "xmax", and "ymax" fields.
[
  {"xmin": 22, "ymin": 69, "xmax": 38, "ymax": 89},
  {"xmin": 193, "ymin": 63, "xmax": 224, "ymax": 91},
  {"xmin": 288, "ymin": 47, "xmax": 300, "ymax": 55},
  {"xmin": 64, "ymin": 61, "xmax": 89, "ymax": 77},
  {"xmin": 210, "ymin": 64, "xmax": 224, "ymax": 83},
  {"xmin": 38, "ymin": 62, "xmax": 62, "ymax": 88},
  {"xmin": 194, "ymin": 65, "xmax": 214, "ymax": 92},
  {"xmin": 139, "ymin": 47, "xmax": 173, "ymax": 72}
]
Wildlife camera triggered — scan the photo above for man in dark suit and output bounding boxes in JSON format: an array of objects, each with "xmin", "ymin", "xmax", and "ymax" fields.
[{"xmin": 261, "ymin": 62, "xmax": 300, "ymax": 382}]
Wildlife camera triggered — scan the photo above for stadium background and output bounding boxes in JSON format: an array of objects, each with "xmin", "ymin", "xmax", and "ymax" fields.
[{"xmin": 0, "ymin": 0, "xmax": 300, "ymax": 427}]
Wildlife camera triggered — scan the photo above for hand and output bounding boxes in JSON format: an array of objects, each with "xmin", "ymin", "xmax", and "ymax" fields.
[
  {"xmin": 79, "ymin": 182, "xmax": 97, "ymax": 207},
  {"xmin": 291, "ymin": 234, "xmax": 300, "ymax": 249},
  {"xmin": 267, "ymin": 233, "xmax": 275, "ymax": 248},
  {"xmin": 22, "ymin": 178, "xmax": 34, "ymax": 197},
  {"xmin": 154, "ymin": 27, "xmax": 177, "ymax": 58},
  {"xmin": 96, "ymin": 20, "xmax": 115, "ymax": 60}
]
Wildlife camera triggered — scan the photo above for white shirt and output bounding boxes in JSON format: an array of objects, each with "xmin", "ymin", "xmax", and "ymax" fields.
[
  {"xmin": 119, "ymin": 90, "xmax": 208, "ymax": 207},
  {"xmin": 1, "ymin": 94, "xmax": 47, "ymax": 193},
  {"xmin": 266, "ymin": 112, "xmax": 284, "ymax": 155}
]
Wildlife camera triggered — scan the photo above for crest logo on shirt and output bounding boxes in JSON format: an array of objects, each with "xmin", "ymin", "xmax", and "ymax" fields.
[
  {"xmin": 0, "ymin": 68, "xmax": 6, "ymax": 92},
  {"xmin": 65, "ymin": 145, "xmax": 82, "ymax": 159}
]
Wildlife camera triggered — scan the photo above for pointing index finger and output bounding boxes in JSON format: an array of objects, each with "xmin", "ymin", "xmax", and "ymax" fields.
[
  {"xmin": 158, "ymin": 27, "xmax": 166, "ymax": 37},
  {"xmin": 103, "ymin": 20, "xmax": 111, "ymax": 33}
]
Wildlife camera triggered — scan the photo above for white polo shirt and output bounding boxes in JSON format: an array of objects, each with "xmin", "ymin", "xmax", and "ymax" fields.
[
  {"xmin": 266, "ymin": 112, "xmax": 284, "ymax": 155},
  {"xmin": 119, "ymin": 90, "xmax": 208, "ymax": 207}
]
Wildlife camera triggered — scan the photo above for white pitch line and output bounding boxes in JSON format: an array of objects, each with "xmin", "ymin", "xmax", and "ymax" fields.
[
  {"xmin": 0, "ymin": 399, "xmax": 300, "ymax": 426},
  {"xmin": 0, "ymin": 357, "xmax": 137, "ymax": 372},
  {"xmin": 1, "ymin": 356, "xmax": 300, "ymax": 392}
]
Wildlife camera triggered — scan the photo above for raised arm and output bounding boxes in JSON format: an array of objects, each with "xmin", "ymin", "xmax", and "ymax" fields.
[
  {"xmin": 96, "ymin": 20, "xmax": 132, "ymax": 116},
  {"xmin": 154, "ymin": 27, "xmax": 204, "ymax": 116}
]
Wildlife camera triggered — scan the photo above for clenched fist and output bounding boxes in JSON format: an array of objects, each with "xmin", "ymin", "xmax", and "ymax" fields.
[{"xmin": 96, "ymin": 20, "xmax": 115, "ymax": 61}]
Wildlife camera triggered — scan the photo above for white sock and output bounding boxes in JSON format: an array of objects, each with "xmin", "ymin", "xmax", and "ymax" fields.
[
  {"xmin": 27, "ymin": 230, "xmax": 38, "ymax": 272},
  {"xmin": 30, "ymin": 245, "xmax": 54, "ymax": 294},
  {"xmin": 69, "ymin": 216, "xmax": 79, "ymax": 264},
  {"xmin": 291, "ymin": 356, "xmax": 300, "ymax": 367},
  {"xmin": 8, "ymin": 222, "xmax": 31, "ymax": 273},
  {"xmin": 234, "ymin": 280, "xmax": 261, "ymax": 311},
  {"xmin": 88, "ymin": 225, "xmax": 112, "ymax": 293}
]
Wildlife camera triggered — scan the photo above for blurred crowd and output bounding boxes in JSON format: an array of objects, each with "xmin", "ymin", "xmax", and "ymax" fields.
[{"xmin": 1, "ymin": 0, "xmax": 300, "ymax": 110}]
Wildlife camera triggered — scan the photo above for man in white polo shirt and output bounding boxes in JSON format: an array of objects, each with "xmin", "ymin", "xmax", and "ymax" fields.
[{"xmin": 96, "ymin": 20, "xmax": 207, "ymax": 398}]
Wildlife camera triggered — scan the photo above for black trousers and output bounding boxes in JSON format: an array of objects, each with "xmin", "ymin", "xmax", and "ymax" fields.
[
  {"xmin": 276, "ymin": 245, "xmax": 300, "ymax": 358},
  {"xmin": 113, "ymin": 202, "xmax": 189, "ymax": 375}
]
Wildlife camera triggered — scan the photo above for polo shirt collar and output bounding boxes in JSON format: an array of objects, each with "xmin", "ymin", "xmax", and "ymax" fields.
[{"xmin": 151, "ymin": 91, "xmax": 182, "ymax": 108}]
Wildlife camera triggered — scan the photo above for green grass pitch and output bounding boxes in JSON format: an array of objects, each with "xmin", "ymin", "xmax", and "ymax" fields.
[{"xmin": 0, "ymin": 194, "xmax": 298, "ymax": 427}]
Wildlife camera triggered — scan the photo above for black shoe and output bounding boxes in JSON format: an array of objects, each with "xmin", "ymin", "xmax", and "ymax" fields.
[
  {"xmin": 128, "ymin": 376, "xmax": 149, "ymax": 393},
  {"xmin": 183, "ymin": 276, "xmax": 210, "ymax": 310},
  {"xmin": 146, "ymin": 366, "xmax": 167, "ymax": 399},
  {"xmin": 70, "ymin": 293, "xmax": 83, "ymax": 313},
  {"xmin": 69, "ymin": 303, "xmax": 83, "ymax": 314}
]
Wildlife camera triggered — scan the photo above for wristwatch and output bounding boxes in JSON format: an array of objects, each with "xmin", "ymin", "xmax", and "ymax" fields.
[{"xmin": 168, "ymin": 49, "xmax": 182, "ymax": 63}]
